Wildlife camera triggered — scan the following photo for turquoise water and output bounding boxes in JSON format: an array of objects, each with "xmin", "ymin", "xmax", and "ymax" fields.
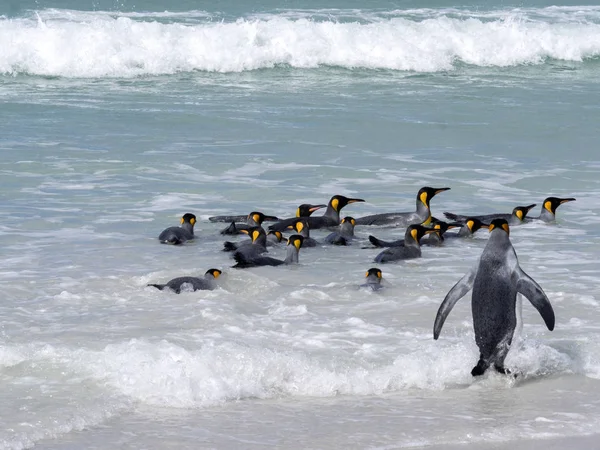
[{"xmin": 2, "ymin": 1, "xmax": 600, "ymax": 449}]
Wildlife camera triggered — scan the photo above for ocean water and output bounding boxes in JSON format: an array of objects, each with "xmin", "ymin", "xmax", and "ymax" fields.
[{"xmin": 2, "ymin": 0, "xmax": 600, "ymax": 448}]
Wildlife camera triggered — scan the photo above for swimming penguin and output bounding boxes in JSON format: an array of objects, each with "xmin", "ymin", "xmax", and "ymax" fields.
[
  {"xmin": 355, "ymin": 187, "xmax": 450, "ymax": 227},
  {"xmin": 223, "ymin": 226, "xmax": 268, "ymax": 255},
  {"xmin": 324, "ymin": 216, "xmax": 356, "ymax": 245},
  {"xmin": 373, "ymin": 225, "xmax": 438, "ymax": 263},
  {"xmin": 526, "ymin": 197, "xmax": 576, "ymax": 223},
  {"xmin": 158, "ymin": 213, "xmax": 196, "ymax": 245},
  {"xmin": 220, "ymin": 211, "xmax": 279, "ymax": 235},
  {"xmin": 443, "ymin": 204, "xmax": 536, "ymax": 226},
  {"xmin": 453, "ymin": 217, "xmax": 489, "ymax": 238},
  {"xmin": 209, "ymin": 203, "xmax": 325, "ymax": 224},
  {"xmin": 267, "ymin": 230, "xmax": 285, "ymax": 245},
  {"xmin": 232, "ymin": 235, "xmax": 304, "ymax": 268},
  {"xmin": 287, "ymin": 218, "xmax": 319, "ymax": 247},
  {"xmin": 269, "ymin": 196, "xmax": 365, "ymax": 232},
  {"xmin": 368, "ymin": 218, "xmax": 460, "ymax": 248},
  {"xmin": 359, "ymin": 268, "xmax": 384, "ymax": 291},
  {"xmin": 433, "ymin": 219, "xmax": 555, "ymax": 376},
  {"xmin": 148, "ymin": 269, "xmax": 222, "ymax": 293},
  {"xmin": 420, "ymin": 220, "xmax": 462, "ymax": 246}
]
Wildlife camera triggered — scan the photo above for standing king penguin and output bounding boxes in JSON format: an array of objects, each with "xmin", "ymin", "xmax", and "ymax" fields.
[{"xmin": 433, "ymin": 219, "xmax": 555, "ymax": 376}]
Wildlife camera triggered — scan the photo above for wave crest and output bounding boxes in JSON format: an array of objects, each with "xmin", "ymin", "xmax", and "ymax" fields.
[{"xmin": 1, "ymin": 9, "xmax": 600, "ymax": 77}]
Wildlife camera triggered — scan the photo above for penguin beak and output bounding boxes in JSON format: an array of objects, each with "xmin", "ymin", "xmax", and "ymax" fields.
[
  {"xmin": 262, "ymin": 215, "xmax": 279, "ymax": 222},
  {"xmin": 434, "ymin": 187, "xmax": 451, "ymax": 195},
  {"xmin": 347, "ymin": 198, "xmax": 365, "ymax": 204},
  {"xmin": 524, "ymin": 204, "xmax": 537, "ymax": 213},
  {"xmin": 560, "ymin": 198, "xmax": 576, "ymax": 204},
  {"xmin": 309, "ymin": 205, "xmax": 327, "ymax": 212}
]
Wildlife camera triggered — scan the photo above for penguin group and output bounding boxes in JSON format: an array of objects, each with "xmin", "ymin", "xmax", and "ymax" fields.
[{"xmin": 150, "ymin": 187, "xmax": 576, "ymax": 377}]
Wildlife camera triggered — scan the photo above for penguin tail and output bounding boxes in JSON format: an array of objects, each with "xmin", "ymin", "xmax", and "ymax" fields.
[
  {"xmin": 232, "ymin": 251, "xmax": 251, "ymax": 268},
  {"xmin": 148, "ymin": 284, "xmax": 165, "ymax": 290},
  {"xmin": 368, "ymin": 235, "xmax": 386, "ymax": 248},
  {"xmin": 223, "ymin": 241, "xmax": 238, "ymax": 252}
]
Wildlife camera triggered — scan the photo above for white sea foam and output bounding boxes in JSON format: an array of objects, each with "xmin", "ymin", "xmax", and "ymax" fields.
[{"xmin": 2, "ymin": 8, "xmax": 600, "ymax": 77}]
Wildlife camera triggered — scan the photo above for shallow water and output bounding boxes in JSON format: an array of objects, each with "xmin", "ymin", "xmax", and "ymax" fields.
[{"xmin": 1, "ymin": 2, "xmax": 600, "ymax": 449}]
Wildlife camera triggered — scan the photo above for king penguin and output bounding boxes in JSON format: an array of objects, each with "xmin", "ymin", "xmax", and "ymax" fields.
[
  {"xmin": 360, "ymin": 268, "xmax": 384, "ymax": 290},
  {"xmin": 287, "ymin": 218, "xmax": 319, "ymax": 247},
  {"xmin": 158, "ymin": 213, "xmax": 196, "ymax": 245},
  {"xmin": 433, "ymin": 218, "xmax": 555, "ymax": 376},
  {"xmin": 373, "ymin": 225, "xmax": 438, "ymax": 263},
  {"xmin": 355, "ymin": 187, "xmax": 450, "ymax": 227},
  {"xmin": 443, "ymin": 204, "xmax": 536, "ymax": 226},
  {"xmin": 148, "ymin": 269, "xmax": 222, "ymax": 293},
  {"xmin": 526, "ymin": 197, "xmax": 575, "ymax": 223},
  {"xmin": 220, "ymin": 211, "xmax": 279, "ymax": 235},
  {"xmin": 324, "ymin": 216, "xmax": 356, "ymax": 245},
  {"xmin": 269, "ymin": 196, "xmax": 365, "ymax": 232},
  {"xmin": 233, "ymin": 235, "xmax": 304, "ymax": 268},
  {"xmin": 223, "ymin": 226, "xmax": 268, "ymax": 255}
]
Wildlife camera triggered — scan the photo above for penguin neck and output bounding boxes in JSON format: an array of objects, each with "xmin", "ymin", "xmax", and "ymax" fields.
[
  {"xmin": 403, "ymin": 231, "xmax": 421, "ymax": 249},
  {"xmin": 366, "ymin": 275, "xmax": 381, "ymax": 286},
  {"xmin": 339, "ymin": 222, "xmax": 354, "ymax": 237},
  {"xmin": 284, "ymin": 245, "xmax": 300, "ymax": 264},
  {"xmin": 296, "ymin": 223, "xmax": 310, "ymax": 238},
  {"xmin": 253, "ymin": 234, "xmax": 267, "ymax": 248},
  {"xmin": 538, "ymin": 207, "xmax": 555, "ymax": 222},
  {"xmin": 415, "ymin": 200, "xmax": 431, "ymax": 221},
  {"xmin": 486, "ymin": 230, "xmax": 511, "ymax": 250},
  {"xmin": 457, "ymin": 225, "xmax": 472, "ymax": 237},
  {"xmin": 181, "ymin": 222, "xmax": 195, "ymax": 235},
  {"xmin": 323, "ymin": 204, "xmax": 341, "ymax": 223}
]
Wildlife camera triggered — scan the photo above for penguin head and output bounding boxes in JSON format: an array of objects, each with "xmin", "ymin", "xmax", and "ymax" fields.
[
  {"xmin": 365, "ymin": 267, "xmax": 383, "ymax": 280},
  {"xmin": 544, "ymin": 197, "xmax": 576, "ymax": 214},
  {"xmin": 288, "ymin": 218, "xmax": 308, "ymax": 233},
  {"xmin": 341, "ymin": 216, "xmax": 356, "ymax": 226},
  {"xmin": 406, "ymin": 224, "xmax": 439, "ymax": 243},
  {"xmin": 205, "ymin": 268, "xmax": 222, "ymax": 279},
  {"xmin": 418, "ymin": 187, "xmax": 451, "ymax": 208},
  {"xmin": 329, "ymin": 195, "xmax": 365, "ymax": 212},
  {"xmin": 248, "ymin": 211, "xmax": 279, "ymax": 225},
  {"xmin": 240, "ymin": 226, "xmax": 266, "ymax": 243},
  {"xmin": 489, "ymin": 218, "xmax": 510, "ymax": 236},
  {"xmin": 267, "ymin": 230, "xmax": 284, "ymax": 242},
  {"xmin": 296, "ymin": 204, "xmax": 327, "ymax": 217},
  {"xmin": 431, "ymin": 220, "xmax": 459, "ymax": 235},
  {"xmin": 513, "ymin": 204, "xmax": 536, "ymax": 221},
  {"xmin": 465, "ymin": 217, "xmax": 487, "ymax": 233},
  {"xmin": 181, "ymin": 213, "xmax": 196, "ymax": 226},
  {"xmin": 287, "ymin": 234, "xmax": 304, "ymax": 250}
]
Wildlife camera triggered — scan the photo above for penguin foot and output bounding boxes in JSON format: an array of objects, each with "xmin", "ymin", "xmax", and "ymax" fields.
[
  {"xmin": 494, "ymin": 364, "xmax": 511, "ymax": 375},
  {"xmin": 471, "ymin": 360, "xmax": 489, "ymax": 377}
]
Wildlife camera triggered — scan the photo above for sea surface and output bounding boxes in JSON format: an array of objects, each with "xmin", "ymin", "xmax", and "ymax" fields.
[{"xmin": 2, "ymin": 0, "xmax": 600, "ymax": 449}]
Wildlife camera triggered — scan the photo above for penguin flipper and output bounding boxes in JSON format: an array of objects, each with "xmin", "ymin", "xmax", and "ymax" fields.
[
  {"xmin": 517, "ymin": 269, "xmax": 555, "ymax": 331},
  {"xmin": 223, "ymin": 241, "xmax": 238, "ymax": 252},
  {"xmin": 148, "ymin": 284, "xmax": 166, "ymax": 290},
  {"xmin": 368, "ymin": 235, "xmax": 403, "ymax": 248},
  {"xmin": 433, "ymin": 266, "xmax": 477, "ymax": 339},
  {"xmin": 220, "ymin": 222, "xmax": 239, "ymax": 235},
  {"xmin": 443, "ymin": 212, "xmax": 466, "ymax": 222}
]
